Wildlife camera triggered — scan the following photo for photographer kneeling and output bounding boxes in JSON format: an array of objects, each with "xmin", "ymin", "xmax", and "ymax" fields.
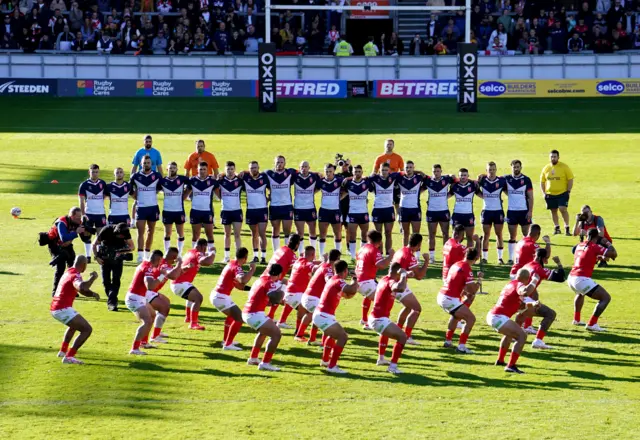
[
  {"xmin": 573, "ymin": 205, "xmax": 612, "ymax": 267},
  {"xmin": 93, "ymin": 222, "xmax": 135, "ymax": 311}
]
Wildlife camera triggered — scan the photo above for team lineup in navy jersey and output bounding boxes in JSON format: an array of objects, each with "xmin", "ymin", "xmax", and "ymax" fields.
[{"xmin": 52, "ymin": 140, "xmax": 618, "ymax": 375}]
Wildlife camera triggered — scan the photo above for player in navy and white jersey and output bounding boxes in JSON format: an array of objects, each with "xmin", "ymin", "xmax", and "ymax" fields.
[
  {"xmin": 505, "ymin": 160, "xmax": 534, "ymax": 264},
  {"xmin": 398, "ymin": 161, "xmax": 426, "ymax": 261},
  {"xmin": 130, "ymin": 155, "xmax": 162, "ymax": 262},
  {"xmin": 219, "ymin": 161, "xmax": 244, "ymax": 263},
  {"xmin": 107, "ymin": 168, "xmax": 132, "ymax": 227},
  {"xmin": 477, "ymin": 161, "xmax": 507, "ymax": 264},
  {"xmin": 342, "ymin": 165, "xmax": 370, "ymax": 259},
  {"xmin": 188, "ymin": 161, "xmax": 219, "ymax": 254},
  {"xmin": 266, "ymin": 155, "xmax": 297, "ymax": 252},
  {"xmin": 242, "ymin": 161, "xmax": 269, "ymax": 264},
  {"xmin": 159, "ymin": 161, "xmax": 189, "ymax": 256},
  {"xmin": 293, "ymin": 161, "xmax": 320, "ymax": 255},
  {"xmin": 78, "ymin": 163, "xmax": 108, "ymax": 261},
  {"xmin": 370, "ymin": 162, "xmax": 401, "ymax": 255},
  {"xmin": 449, "ymin": 168, "xmax": 478, "ymax": 247},
  {"xmin": 317, "ymin": 163, "xmax": 344, "ymax": 256},
  {"xmin": 424, "ymin": 164, "xmax": 455, "ymax": 264}
]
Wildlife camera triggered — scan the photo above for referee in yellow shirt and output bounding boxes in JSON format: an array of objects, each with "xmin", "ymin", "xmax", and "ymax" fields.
[{"xmin": 540, "ymin": 149, "xmax": 574, "ymax": 235}]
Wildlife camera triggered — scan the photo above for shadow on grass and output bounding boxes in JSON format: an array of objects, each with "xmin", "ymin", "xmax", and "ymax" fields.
[{"xmin": 0, "ymin": 271, "xmax": 21, "ymax": 276}]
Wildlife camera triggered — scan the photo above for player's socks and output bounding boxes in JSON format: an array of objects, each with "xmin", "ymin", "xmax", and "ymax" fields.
[
  {"xmin": 309, "ymin": 236, "xmax": 318, "ymax": 252},
  {"xmin": 261, "ymin": 250, "xmax": 267, "ymax": 260},
  {"xmin": 391, "ymin": 342, "xmax": 405, "ymax": 363},
  {"xmin": 207, "ymin": 241, "xmax": 214, "ymax": 252},
  {"xmin": 309, "ymin": 325, "xmax": 318, "ymax": 342},
  {"xmin": 322, "ymin": 338, "xmax": 333, "ymax": 363},
  {"xmin": 60, "ymin": 341, "xmax": 69, "ymax": 354},
  {"xmin": 498, "ymin": 347, "xmax": 508, "ymax": 363},
  {"xmin": 67, "ymin": 348, "xmax": 78, "ymax": 358},
  {"xmin": 378, "ymin": 336, "xmax": 389, "ymax": 356},
  {"xmin": 445, "ymin": 329, "xmax": 455, "ymax": 342},
  {"xmin": 226, "ymin": 319, "xmax": 242, "ymax": 346},
  {"xmin": 535, "ymin": 328, "xmax": 546, "ymax": 341},
  {"xmin": 253, "ymin": 249, "xmax": 259, "ymax": 260},
  {"xmin": 144, "ymin": 250, "xmax": 150, "ymax": 260},
  {"xmin": 263, "ymin": 351, "xmax": 274, "ymax": 364},
  {"xmin": 405, "ymin": 327, "xmax": 413, "ymax": 338},
  {"xmin": 298, "ymin": 240, "xmax": 305, "ymax": 255},
  {"xmin": 177, "ymin": 237, "xmax": 185, "ymax": 254},
  {"xmin": 414, "ymin": 251, "xmax": 420, "ymax": 261},
  {"xmin": 224, "ymin": 248, "xmax": 230, "ymax": 259},
  {"xmin": 164, "ymin": 237, "xmax": 170, "ymax": 254},
  {"xmin": 223, "ymin": 315, "xmax": 234, "ymax": 342},
  {"xmin": 84, "ymin": 242, "xmax": 92, "ymax": 258},
  {"xmin": 335, "ymin": 239, "xmax": 342, "ymax": 252},
  {"xmin": 132, "ymin": 340, "xmax": 141, "ymax": 351},
  {"xmin": 360, "ymin": 241, "xmax": 366, "ymax": 252},
  {"xmin": 295, "ymin": 318, "xmax": 302, "ymax": 335},
  {"xmin": 271, "ymin": 236, "xmax": 280, "ymax": 252},
  {"xmin": 508, "ymin": 240, "xmax": 516, "ymax": 261},
  {"xmin": 497, "ymin": 247, "xmax": 504, "ymax": 260},
  {"xmin": 284, "ymin": 236, "xmax": 290, "ymax": 246},
  {"xmin": 268, "ymin": 304, "xmax": 279, "ymax": 319},
  {"xmin": 153, "ymin": 313, "xmax": 166, "ymax": 337},
  {"xmin": 138, "ymin": 250, "xmax": 144, "ymax": 261},
  {"xmin": 192, "ymin": 241, "xmax": 197, "ymax": 249},
  {"xmin": 459, "ymin": 332, "xmax": 469, "ymax": 345},
  {"xmin": 152, "ymin": 327, "xmax": 163, "ymax": 339},
  {"xmin": 507, "ymin": 351, "xmax": 520, "ymax": 367},
  {"xmin": 523, "ymin": 317, "xmax": 533, "ymax": 328},
  {"xmin": 349, "ymin": 241, "xmax": 357, "ymax": 259},
  {"xmin": 574, "ymin": 312, "xmax": 581, "ymax": 322},
  {"xmin": 328, "ymin": 344, "xmax": 344, "ymax": 369},
  {"xmin": 482, "ymin": 249, "xmax": 488, "ymax": 260},
  {"xmin": 250, "ymin": 345, "xmax": 261, "ymax": 359},
  {"xmin": 279, "ymin": 304, "xmax": 294, "ymax": 324},
  {"xmin": 362, "ymin": 297, "xmax": 372, "ymax": 322},
  {"xmin": 191, "ymin": 311, "xmax": 200, "ymax": 325},
  {"xmin": 429, "ymin": 249, "xmax": 435, "ymax": 261},
  {"xmin": 587, "ymin": 315, "xmax": 599, "ymax": 326},
  {"xmin": 296, "ymin": 322, "xmax": 309, "ymax": 338},
  {"xmin": 319, "ymin": 238, "xmax": 326, "ymax": 255}
]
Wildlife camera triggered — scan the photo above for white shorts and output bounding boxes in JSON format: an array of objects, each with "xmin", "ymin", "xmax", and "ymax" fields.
[
  {"xmin": 301, "ymin": 294, "xmax": 320, "ymax": 313},
  {"xmin": 395, "ymin": 287, "xmax": 414, "ymax": 303},
  {"xmin": 210, "ymin": 291, "xmax": 236, "ymax": 312},
  {"xmin": 170, "ymin": 282, "xmax": 195, "ymax": 299},
  {"xmin": 567, "ymin": 275, "xmax": 599, "ymax": 296},
  {"xmin": 242, "ymin": 311, "xmax": 269, "ymax": 331},
  {"xmin": 486, "ymin": 312, "xmax": 510, "ymax": 331},
  {"xmin": 312, "ymin": 310, "xmax": 338, "ymax": 332},
  {"xmin": 51, "ymin": 307, "xmax": 78, "ymax": 325},
  {"xmin": 284, "ymin": 291, "xmax": 303, "ymax": 309},
  {"xmin": 368, "ymin": 316, "xmax": 392, "ymax": 335},
  {"xmin": 125, "ymin": 292, "xmax": 147, "ymax": 313},
  {"xmin": 358, "ymin": 279, "xmax": 378, "ymax": 299},
  {"xmin": 436, "ymin": 293, "xmax": 463, "ymax": 315},
  {"xmin": 145, "ymin": 290, "xmax": 159, "ymax": 303}
]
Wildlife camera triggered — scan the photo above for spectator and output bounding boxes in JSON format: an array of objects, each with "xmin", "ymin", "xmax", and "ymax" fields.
[
  {"xmin": 279, "ymin": 22, "xmax": 293, "ymax": 44},
  {"xmin": 121, "ymin": 19, "xmax": 140, "ymax": 46},
  {"xmin": 127, "ymin": 32, "xmax": 141, "ymax": 52},
  {"xmin": 111, "ymin": 38, "xmax": 125, "ymax": 54},
  {"xmin": 234, "ymin": 0, "xmax": 247, "ymax": 14},
  {"xmin": 244, "ymin": 24, "xmax": 259, "ymax": 53},
  {"xmin": 443, "ymin": 28, "xmax": 458, "ymax": 54},
  {"xmin": 490, "ymin": 35, "xmax": 506, "ymax": 54},
  {"xmin": 2, "ymin": 14, "xmax": 11, "ymax": 38},
  {"xmin": 593, "ymin": 13, "xmax": 608, "ymax": 34},
  {"xmin": 56, "ymin": 24, "xmax": 74, "ymax": 51},
  {"xmin": 497, "ymin": 9, "xmax": 514, "ymax": 34},
  {"xmin": 282, "ymin": 34, "xmax": 296, "ymax": 52},
  {"xmin": 566, "ymin": 14, "xmax": 577, "ymax": 34},
  {"xmin": 70, "ymin": 31, "xmax": 84, "ymax": 51},
  {"xmin": 245, "ymin": 7, "xmax": 259, "ymax": 31},
  {"xmin": 478, "ymin": 15, "xmax": 493, "ymax": 49},
  {"xmin": 426, "ymin": 14, "xmax": 440, "ymax": 40},
  {"xmin": 471, "ymin": 4, "xmax": 483, "ymax": 30},
  {"xmin": 528, "ymin": 28, "xmax": 540, "ymax": 54},
  {"xmin": 577, "ymin": 2, "xmax": 594, "ymax": 28},
  {"xmin": 177, "ymin": 31, "xmax": 192, "ymax": 53},
  {"xmin": 611, "ymin": 28, "xmax": 625, "ymax": 51},
  {"xmin": 157, "ymin": 0, "xmax": 172, "ymax": 14},
  {"xmin": 192, "ymin": 32, "xmax": 208, "ymax": 51},
  {"xmin": 388, "ymin": 32, "xmax": 403, "ymax": 55},
  {"xmin": 97, "ymin": 32, "xmax": 113, "ymax": 54},
  {"xmin": 141, "ymin": 0, "xmax": 155, "ymax": 13},
  {"xmin": 166, "ymin": 38, "xmax": 177, "ymax": 54},
  {"xmin": 518, "ymin": 30, "xmax": 529, "ymax": 53},
  {"xmin": 19, "ymin": 0, "xmax": 33, "ymax": 14},
  {"xmin": 441, "ymin": 18, "xmax": 460, "ymax": 40},
  {"xmin": 424, "ymin": 37, "xmax": 435, "ymax": 55},
  {"xmin": 512, "ymin": 17, "xmax": 527, "ymax": 49},
  {"xmin": 38, "ymin": 33, "xmax": 52, "ymax": 49},
  {"xmin": 409, "ymin": 33, "xmax": 426, "ymax": 55},
  {"xmin": 152, "ymin": 29, "xmax": 167, "ymax": 53},
  {"xmin": 454, "ymin": 10, "xmax": 465, "ymax": 35},
  {"xmin": 229, "ymin": 29, "xmax": 244, "ymax": 53},
  {"xmin": 489, "ymin": 23, "xmax": 508, "ymax": 49},
  {"xmin": 1, "ymin": 32, "xmax": 19, "ymax": 49},
  {"xmin": 480, "ymin": 0, "xmax": 495, "ymax": 15},
  {"xmin": 295, "ymin": 29, "xmax": 306, "ymax": 52},
  {"xmin": 68, "ymin": 2, "xmax": 82, "ymax": 32},
  {"xmin": 596, "ymin": 0, "xmax": 611, "ymax": 13},
  {"xmin": 212, "ymin": 21, "xmax": 228, "ymax": 54},
  {"xmin": 307, "ymin": 21, "xmax": 323, "ymax": 54},
  {"xmin": 608, "ymin": 0, "xmax": 625, "ymax": 28},
  {"xmin": 568, "ymin": 32, "xmax": 584, "ymax": 52},
  {"xmin": 549, "ymin": 21, "xmax": 567, "ymax": 53},
  {"xmin": 592, "ymin": 25, "xmax": 611, "ymax": 52},
  {"xmin": 270, "ymin": 27, "xmax": 281, "ymax": 49},
  {"xmin": 49, "ymin": 0, "xmax": 65, "ymax": 11},
  {"xmin": 327, "ymin": 24, "xmax": 339, "ymax": 53}
]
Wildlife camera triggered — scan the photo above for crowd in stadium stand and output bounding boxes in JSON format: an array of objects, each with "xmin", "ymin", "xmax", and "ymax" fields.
[{"xmin": 0, "ymin": 0, "xmax": 639, "ymax": 54}]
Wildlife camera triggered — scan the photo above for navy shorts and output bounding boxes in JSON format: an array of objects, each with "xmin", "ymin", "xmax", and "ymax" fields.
[
  {"xmin": 190, "ymin": 209, "xmax": 213, "ymax": 225},
  {"xmin": 348, "ymin": 213, "xmax": 369, "ymax": 225},
  {"xmin": 426, "ymin": 210, "xmax": 450, "ymax": 223},
  {"xmin": 318, "ymin": 208, "xmax": 342, "ymax": 224},
  {"xmin": 162, "ymin": 210, "xmax": 186, "ymax": 225},
  {"xmin": 399, "ymin": 207, "xmax": 421, "ymax": 223},
  {"xmin": 481, "ymin": 209, "xmax": 504, "ymax": 225},
  {"xmin": 506, "ymin": 210, "xmax": 532, "ymax": 226},
  {"xmin": 221, "ymin": 209, "xmax": 243, "ymax": 225},
  {"xmin": 294, "ymin": 208, "xmax": 317, "ymax": 222},
  {"xmin": 246, "ymin": 208, "xmax": 268, "ymax": 225},
  {"xmin": 452, "ymin": 213, "xmax": 475, "ymax": 227},
  {"xmin": 136, "ymin": 206, "xmax": 160, "ymax": 222},
  {"xmin": 108, "ymin": 214, "xmax": 131, "ymax": 226},
  {"xmin": 85, "ymin": 214, "xmax": 107, "ymax": 228},
  {"xmin": 269, "ymin": 205, "xmax": 294, "ymax": 221},
  {"xmin": 372, "ymin": 207, "xmax": 396, "ymax": 224},
  {"xmin": 545, "ymin": 192, "xmax": 570, "ymax": 210}
]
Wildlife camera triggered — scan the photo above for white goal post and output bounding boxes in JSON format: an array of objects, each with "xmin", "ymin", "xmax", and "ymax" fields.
[{"xmin": 264, "ymin": 0, "xmax": 472, "ymax": 45}]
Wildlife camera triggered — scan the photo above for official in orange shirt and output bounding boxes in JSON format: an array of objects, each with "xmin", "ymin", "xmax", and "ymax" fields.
[
  {"xmin": 183, "ymin": 140, "xmax": 220, "ymax": 177},
  {"xmin": 373, "ymin": 138, "xmax": 404, "ymax": 208}
]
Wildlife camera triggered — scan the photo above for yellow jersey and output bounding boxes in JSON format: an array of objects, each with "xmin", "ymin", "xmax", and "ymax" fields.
[{"xmin": 540, "ymin": 161, "xmax": 574, "ymax": 195}]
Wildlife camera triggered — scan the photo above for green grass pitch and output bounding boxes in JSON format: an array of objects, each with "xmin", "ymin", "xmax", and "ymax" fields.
[{"xmin": 1, "ymin": 97, "xmax": 640, "ymax": 439}]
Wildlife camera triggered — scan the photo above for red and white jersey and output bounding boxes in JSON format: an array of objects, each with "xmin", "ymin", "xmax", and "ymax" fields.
[
  {"xmin": 215, "ymin": 259, "xmax": 245, "ymax": 295},
  {"xmin": 244, "ymin": 275, "xmax": 278, "ymax": 314},
  {"xmin": 129, "ymin": 261, "xmax": 157, "ymax": 296},
  {"xmin": 510, "ymin": 237, "xmax": 539, "ymax": 275},
  {"xmin": 392, "ymin": 246, "xmax": 419, "ymax": 271},
  {"xmin": 522, "ymin": 261, "xmax": 551, "ymax": 289},
  {"xmin": 153, "ymin": 259, "xmax": 173, "ymax": 292},
  {"xmin": 570, "ymin": 242, "xmax": 607, "ymax": 278},
  {"xmin": 304, "ymin": 262, "xmax": 334, "ymax": 298},
  {"xmin": 442, "ymin": 238, "xmax": 466, "ymax": 279},
  {"xmin": 50, "ymin": 268, "xmax": 82, "ymax": 311},
  {"xmin": 317, "ymin": 275, "xmax": 347, "ymax": 315},
  {"xmin": 371, "ymin": 275, "xmax": 396, "ymax": 319},
  {"xmin": 491, "ymin": 280, "xmax": 524, "ymax": 318},
  {"xmin": 263, "ymin": 246, "xmax": 297, "ymax": 280},
  {"xmin": 173, "ymin": 249, "xmax": 202, "ymax": 284},
  {"xmin": 439, "ymin": 261, "xmax": 474, "ymax": 299},
  {"xmin": 288, "ymin": 257, "xmax": 315, "ymax": 292},
  {"xmin": 356, "ymin": 243, "xmax": 384, "ymax": 282}
]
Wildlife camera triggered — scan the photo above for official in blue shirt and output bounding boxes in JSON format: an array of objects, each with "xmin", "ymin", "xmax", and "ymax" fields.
[{"xmin": 131, "ymin": 134, "xmax": 164, "ymax": 176}]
